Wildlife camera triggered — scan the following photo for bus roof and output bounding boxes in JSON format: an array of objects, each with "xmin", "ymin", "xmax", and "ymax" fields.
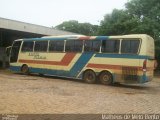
[{"xmin": 14, "ymin": 34, "xmax": 152, "ymax": 41}]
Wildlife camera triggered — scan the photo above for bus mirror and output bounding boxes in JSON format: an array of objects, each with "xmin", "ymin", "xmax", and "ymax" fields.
[{"xmin": 6, "ymin": 46, "xmax": 12, "ymax": 56}]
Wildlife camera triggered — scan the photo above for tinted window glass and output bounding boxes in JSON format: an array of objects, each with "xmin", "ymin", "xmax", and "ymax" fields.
[
  {"xmin": 49, "ymin": 41, "xmax": 64, "ymax": 52},
  {"xmin": 49, "ymin": 41, "xmax": 55, "ymax": 51},
  {"xmin": 84, "ymin": 41, "xmax": 92, "ymax": 52},
  {"xmin": 92, "ymin": 40, "xmax": 101, "ymax": 52},
  {"xmin": 65, "ymin": 40, "xmax": 75, "ymax": 52},
  {"xmin": 74, "ymin": 40, "xmax": 83, "ymax": 52},
  {"xmin": 84, "ymin": 40, "xmax": 101, "ymax": 52},
  {"xmin": 102, "ymin": 40, "xmax": 120, "ymax": 53},
  {"xmin": 121, "ymin": 40, "xmax": 140, "ymax": 54},
  {"xmin": 21, "ymin": 41, "xmax": 34, "ymax": 52},
  {"xmin": 34, "ymin": 41, "xmax": 48, "ymax": 52},
  {"xmin": 65, "ymin": 40, "xmax": 83, "ymax": 52}
]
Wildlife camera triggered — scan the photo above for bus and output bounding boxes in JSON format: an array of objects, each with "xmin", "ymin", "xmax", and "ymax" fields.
[{"xmin": 8, "ymin": 34, "xmax": 155, "ymax": 85}]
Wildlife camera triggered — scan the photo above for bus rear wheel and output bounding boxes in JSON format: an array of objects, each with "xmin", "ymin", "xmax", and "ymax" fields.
[
  {"xmin": 83, "ymin": 70, "xmax": 96, "ymax": 84},
  {"xmin": 21, "ymin": 65, "xmax": 29, "ymax": 74},
  {"xmin": 99, "ymin": 71, "xmax": 113, "ymax": 85}
]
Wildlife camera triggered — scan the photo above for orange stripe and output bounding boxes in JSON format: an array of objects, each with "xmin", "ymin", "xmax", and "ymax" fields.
[
  {"xmin": 87, "ymin": 63, "xmax": 142, "ymax": 70},
  {"xmin": 79, "ymin": 36, "xmax": 91, "ymax": 40},
  {"xmin": 87, "ymin": 63, "xmax": 154, "ymax": 71},
  {"xmin": 19, "ymin": 53, "xmax": 76, "ymax": 66}
]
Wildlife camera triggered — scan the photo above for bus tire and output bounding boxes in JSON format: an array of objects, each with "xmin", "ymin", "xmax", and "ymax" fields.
[
  {"xmin": 83, "ymin": 70, "xmax": 96, "ymax": 84},
  {"xmin": 99, "ymin": 71, "xmax": 113, "ymax": 85},
  {"xmin": 39, "ymin": 73, "xmax": 44, "ymax": 77},
  {"xmin": 21, "ymin": 64, "xmax": 29, "ymax": 74}
]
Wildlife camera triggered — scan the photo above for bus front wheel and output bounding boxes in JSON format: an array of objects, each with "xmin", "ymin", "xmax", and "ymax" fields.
[
  {"xmin": 21, "ymin": 65, "xmax": 29, "ymax": 74},
  {"xmin": 99, "ymin": 71, "xmax": 113, "ymax": 85},
  {"xmin": 83, "ymin": 70, "xmax": 96, "ymax": 84}
]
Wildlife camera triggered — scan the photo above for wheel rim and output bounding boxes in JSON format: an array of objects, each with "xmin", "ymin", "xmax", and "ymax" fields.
[
  {"xmin": 84, "ymin": 70, "xmax": 96, "ymax": 83},
  {"xmin": 103, "ymin": 75, "xmax": 110, "ymax": 82},
  {"xmin": 100, "ymin": 72, "xmax": 112, "ymax": 85},
  {"xmin": 22, "ymin": 65, "xmax": 28, "ymax": 73},
  {"xmin": 87, "ymin": 72, "xmax": 94, "ymax": 81}
]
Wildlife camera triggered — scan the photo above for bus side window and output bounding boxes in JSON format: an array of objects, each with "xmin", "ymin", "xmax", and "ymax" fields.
[
  {"xmin": 84, "ymin": 40, "xmax": 101, "ymax": 52},
  {"xmin": 121, "ymin": 39, "xmax": 140, "ymax": 54},
  {"xmin": 21, "ymin": 41, "xmax": 34, "ymax": 52},
  {"xmin": 84, "ymin": 41, "xmax": 92, "ymax": 52},
  {"xmin": 65, "ymin": 40, "xmax": 75, "ymax": 52},
  {"xmin": 74, "ymin": 40, "xmax": 83, "ymax": 52},
  {"xmin": 92, "ymin": 40, "xmax": 101, "ymax": 52},
  {"xmin": 49, "ymin": 41, "xmax": 56, "ymax": 51},
  {"xmin": 49, "ymin": 41, "xmax": 64, "ymax": 52},
  {"xmin": 102, "ymin": 40, "xmax": 120, "ymax": 53},
  {"xmin": 34, "ymin": 41, "xmax": 48, "ymax": 52}
]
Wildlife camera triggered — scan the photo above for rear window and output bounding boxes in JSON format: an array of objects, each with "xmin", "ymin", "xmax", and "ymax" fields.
[{"xmin": 121, "ymin": 39, "xmax": 140, "ymax": 54}]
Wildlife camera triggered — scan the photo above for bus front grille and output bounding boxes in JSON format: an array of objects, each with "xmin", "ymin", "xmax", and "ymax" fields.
[{"xmin": 122, "ymin": 67, "xmax": 138, "ymax": 81}]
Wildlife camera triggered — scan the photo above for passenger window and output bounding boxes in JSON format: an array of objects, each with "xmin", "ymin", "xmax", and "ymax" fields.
[
  {"xmin": 65, "ymin": 40, "xmax": 83, "ymax": 52},
  {"xmin": 92, "ymin": 40, "xmax": 101, "ymax": 52},
  {"xmin": 102, "ymin": 40, "xmax": 120, "ymax": 53},
  {"xmin": 121, "ymin": 39, "xmax": 140, "ymax": 54},
  {"xmin": 74, "ymin": 40, "xmax": 83, "ymax": 52},
  {"xmin": 49, "ymin": 41, "xmax": 64, "ymax": 52},
  {"xmin": 34, "ymin": 41, "xmax": 48, "ymax": 52},
  {"xmin": 84, "ymin": 41, "xmax": 92, "ymax": 52},
  {"xmin": 49, "ymin": 41, "xmax": 56, "ymax": 51},
  {"xmin": 21, "ymin": 41, "xmax": 34, "ymax": 52},
  {"xmin": 65, "ymin": 40, "xmax": 75, "ymax": 52},
  {"xmin": 84, "ymin": 40, "xmax": 101, "ymax": 52}
]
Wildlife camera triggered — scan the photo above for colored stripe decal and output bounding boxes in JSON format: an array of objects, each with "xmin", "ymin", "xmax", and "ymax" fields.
[
  {"xmin": 95, "ymin": 36, "xmax": 109, "ymax": 40},
  {"xmin": 23, "ymin": 37, "xmax": 67, "ymax": 41},
  {"xmin": 19, "ymin": 53, "xmax": 76, "ymax": 66},
  {"xmin": 79, "ymin": 36, "xmax": 91, "ymax": 40},
  {"xmin": 87, "ymin": 63, "xmax": 153, "ymax": 71},
  {"xmin": 87, "ymin": 63, "xmax": 142, "ymax": 70},
  {"xmin": 9, "ymin": 66, "xmax": 150, "ymax": 83},
  {"xmin": 95, "ymin": 53, "xmax": 152, "ymax": 59},
  {"xmin": 23, "ymin": 36, "xmax": 109, "ymax": 41},
  {"xmin": 69, "ymin": 53, "xmax": 94, "ymax": 77}
]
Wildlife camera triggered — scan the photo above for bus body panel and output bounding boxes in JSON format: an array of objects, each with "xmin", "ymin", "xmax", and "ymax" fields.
[
  {"xmin": 9, "ymin": 34, "xmax": 155, "ymax": 84},
  {"xmin": 10, "ymin": 52, "xmax": 150, "ymax": 84}
]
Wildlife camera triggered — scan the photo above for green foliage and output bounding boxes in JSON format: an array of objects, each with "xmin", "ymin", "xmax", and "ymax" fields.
[
  {"xmin": 98, "ymin": 0, "xmax": 160, "ymax": 62},
  {"xmin": 55, "ymin": 0, "xmax": 160, "ymax": 66},
  {"xmin": 98, "ymin": 9, "xmax": 139, "ymax": 35},
  {"xmin": 99, "ymin": 0, "xmax": 160, "ymax": 37},
  {"xmin": 126, "ymin": 0, "xmax": 160, "ymax": 61},
  {"xmin": 125, "ymin": 0, "xmax": 160, "ymax": 39},
  {"xmin": 55, "ymin": 20, "xmax": 98, "ymax": 35}
]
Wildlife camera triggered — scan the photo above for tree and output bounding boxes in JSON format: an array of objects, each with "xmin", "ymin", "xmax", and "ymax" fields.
[
  {"xmin": 98, "ymin": 9, "xmax": 139, "ymax": 35},
  {"xmin": 55, "ymin": 20, "xmax": 98, "ymax": 35},
  {"xmin": 125, "ymin": 0, "xmax": 160, "ymax": 68},
  {"xmin": 125, "ymin": 0, "xmax": 160, "ymax": 39},
  {"xmin": 98, "ymin": 0, "xmax": 160, "ymax": 68}
]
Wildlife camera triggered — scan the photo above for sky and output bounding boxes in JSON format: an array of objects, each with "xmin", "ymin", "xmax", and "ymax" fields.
[{"xmin": 0, "ymin": 0, "xmax": 128, "ymax": 27}]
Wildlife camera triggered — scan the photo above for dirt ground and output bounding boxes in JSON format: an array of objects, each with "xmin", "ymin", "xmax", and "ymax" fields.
[{"xmin": 0, "ymin": 70, "xmax": 160, "ymax": 114}]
